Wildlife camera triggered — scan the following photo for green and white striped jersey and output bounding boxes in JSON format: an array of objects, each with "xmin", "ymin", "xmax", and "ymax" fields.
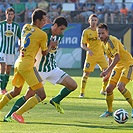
[
  {"xmin": 0, "ymin": 20, "xmax": 21, "ymax": 54},
  {"xmin": 38, "ymin": 27, "xmax": 63, "ymax": 72}
]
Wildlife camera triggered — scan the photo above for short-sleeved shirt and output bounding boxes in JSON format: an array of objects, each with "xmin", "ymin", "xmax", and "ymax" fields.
[
  {"xmin": 37, "ymin": 27, "xmax": 63, "ymax": 72},
  {"xmin": 0, "ymin": 20, "xmax": 21, "ymax": 54},
  {"xmin": 101, "ymin": 35, "xmax": 133, "ymax": 66},
  {"xmin": 15, "ymin": 24, "xmax": 48, "ymax": 70},
  {"xmin": 81, "ymin": 27, "xmax": 104, "ymax": 55}
]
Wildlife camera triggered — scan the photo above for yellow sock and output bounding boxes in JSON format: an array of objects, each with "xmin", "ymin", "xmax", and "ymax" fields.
[
  {"xmin": 0, "ymin": 93, "xmax": 12, "ymax": 110},
  {"xmin": 106, "ymin": 92, "xmax": 114, "ymax": 113},
  {"xmin": 102, "ymin": 80, "xmax": 108, "ymax": 92},
  {"xmin": 122, "ymin": 89, "xmax": 133, "ymax": 108},
  {"xmin": 80, "ymin": 75, "xmax": 88, "ymax": 94},
  {"xmin": 16, "ymin": 95, "xmax": 42, "ymax": 115}
]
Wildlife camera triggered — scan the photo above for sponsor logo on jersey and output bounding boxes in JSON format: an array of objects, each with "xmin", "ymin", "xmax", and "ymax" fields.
[{"xmin": 4, "ymin": 30, "xmax": 14, "ymax": 37}]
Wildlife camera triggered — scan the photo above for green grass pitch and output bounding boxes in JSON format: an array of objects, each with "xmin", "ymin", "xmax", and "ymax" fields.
[{"xmin": 0, "ymin": 76, "xmax": 133, "ymax": 133}]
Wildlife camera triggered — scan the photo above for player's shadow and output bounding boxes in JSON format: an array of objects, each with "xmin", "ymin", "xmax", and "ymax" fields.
[{"xmin": 26, "ymin": 121, "xmax": 133, "ymax": 130}]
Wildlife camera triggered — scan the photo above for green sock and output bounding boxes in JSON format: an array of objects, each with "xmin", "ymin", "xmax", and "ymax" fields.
[
  {"xmin": 4, "ymin": 74, "xmax": 10, "ymax": 88},
  {"xmin": 52, "ymin": 87, "xmax": 73, "ymax": 104},
  {"xmin": 5, "ymin": 96, "xmax": 26, "ymax": 118},
  {"xmin": 1, "ymin": 74, "xmax": 6, "ymax": 90}
]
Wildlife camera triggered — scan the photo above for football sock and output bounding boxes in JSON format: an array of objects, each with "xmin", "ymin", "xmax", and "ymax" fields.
[
  {"xmin": 106, "ymin": 92, "xmax": 114, "ymax": 113},
  {"xmin": 52, "ymin": 87, "xmax": 72, "ymax": 104},
  {"xmin": 16, "ymin": 95, "xmax": 41, "ymax": 115},
  {"xmin": 6, "ymin": 96, "xmax": 26, "ymax": 118},
  {"xmin": 4, "ymin": 74, "xmax": 10, "ymax": 89},
  {"xmin": 0, "ymin": 74, "xmax": 6, "ymax": 90},
  {"xmin": 122, "ymin": 89, "xmax": 133, "ymax": 108},
  {"xmin": 80, "ymin": 75, "xmax": 88, "ymax": 94},
  {"xmin": 102, "ymin": 80, "xmax": 108, "ymax": 92},
  {"xmin": 0, "ymin": 93, "xmax": 13, "ymax": 109}
]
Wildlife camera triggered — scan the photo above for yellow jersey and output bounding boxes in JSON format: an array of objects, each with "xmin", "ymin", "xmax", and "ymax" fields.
[
  {"xmin": 81, "ymin": 27, "xmax": 103, "ymax": 54},
  {"xmin": 15, "ymin": 24, "xmax": 48, "ymax": 70},
  {"xmin": 102, "ymin": 35, "xmax": 133, "ymax": 66}
]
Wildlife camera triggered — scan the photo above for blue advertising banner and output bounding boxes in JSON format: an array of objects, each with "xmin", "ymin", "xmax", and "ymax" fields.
[{"xmin": 44, "ymin": 23, "xmax": 82, "ymax": 48}]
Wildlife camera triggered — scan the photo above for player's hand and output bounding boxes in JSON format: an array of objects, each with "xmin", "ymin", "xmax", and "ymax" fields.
[{"xmin": 49, "ymin": 40, "xmax": 58, "ymax": 48}]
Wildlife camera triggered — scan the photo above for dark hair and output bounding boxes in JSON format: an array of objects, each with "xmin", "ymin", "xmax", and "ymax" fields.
[
  {"xmin": 32, "ymin": 9, "xmax": 46, "ymax": 23},
  {"xmin": 89, "ymin": 14, "xmax": 98, "ymax": 20},
  {"xmin": 98, "ymin": 23, "xmax": 108, "ymax": 30},
  {"xmin": 6, "ymin": 7, "xmax": 15, "ymax": 14},
  {"xmin": 53, "ymin": 16, "xmax": 68, "ymax": 27}
]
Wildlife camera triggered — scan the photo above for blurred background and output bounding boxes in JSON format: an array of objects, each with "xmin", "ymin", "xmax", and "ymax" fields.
[{"xmin": 0, "ymin": 0, "xmax": 133, "ymax": 76}]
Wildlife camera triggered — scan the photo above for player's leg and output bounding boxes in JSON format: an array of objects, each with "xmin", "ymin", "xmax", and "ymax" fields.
[
  {"xmin": 46, "ymin": 67, "xmax": 77, "ymax": 114},
  {"xmin": 12, "ymin": 85, "xmax": 45, "ymax": 123},
  {"xmin": 50, "ymin": 76, "xmax": 77, "ymax": 114},
  {"xmin": 11, "ymin": 68, "xmax": 46, "ymax": 123},
  {"xmin": 53, "ymin": 75, "xmax": 77, "ymax": 102},
  {"xmin": 100, "ymin": 68, "xmax": 121, "ymax": 117},
  {"xmin": 4, "ymin": 87, "xmax": 35, "ymax": 122},
  {"xmin": 100, "ymin": 83, "xmax": 115, "ymax": 117},
  {"xmin": 0, "ymin": 86, "xmax": 22, "ymax": 110},
  {"xmin": 4, "ymin": 54, "xmax": 15, "ymax": 92},
  {"xmin": 79, "ymin": 57, "xmax": 95, "ymax": 98},
  {"xmin": 97, "ymin": 55, "xmax": 109, "ymax": 95},
  {"xmin": 0, "ymin": 62, "xmax": 6, "ymax": 94},
  {"xmin": 0, "ymin": 68, "xmax": 24, "ymax": 110},
  {"xmin": 118, "ymin": 65, "xmax": 133, "ymax": 117},
  {"xmin": 79, "ymin": 72, "xmax": 90, "ymax": 98}
]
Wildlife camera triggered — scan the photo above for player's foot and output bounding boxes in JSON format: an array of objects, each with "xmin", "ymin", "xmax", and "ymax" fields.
[
  {"xmin": 100, "ymin": 90, "xmax": 107, "ymax": 96},
  {"xmin": 50, "ymin": 99, "xmax": 64, "ymax": 114},
  {"xmin": 0, "ymin": 89, "xmax": 7, "ymax": 95},
  {"xmin": 100, "ymin": 111, "xmax": 113, "ymax": 117},
  {"xmin": 131, "ymin": 109, "xmax": 133, "ymax": 118},
  {"xmin": 79, "ymin": 93, "xmax": 84, "ymax": 98},
  {"xmin": 11, "ymin": 112, "xmax": 25, "ymax": 123},
  {"xmin": 3, "ymin": 116, "xmax": 13, "ymax": 122}
]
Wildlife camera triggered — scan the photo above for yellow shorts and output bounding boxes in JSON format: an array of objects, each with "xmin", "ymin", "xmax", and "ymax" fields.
[
  {"xmin": 83, "ymin": 54, "xmax": 108, "ymax": 73},
  {"xmin": 109, "ymin": 64, "xmax": 133, "ymax": 85},
  {"xmin": 12, "ymin": 67, "xmax": 43, "ymax": 90}
]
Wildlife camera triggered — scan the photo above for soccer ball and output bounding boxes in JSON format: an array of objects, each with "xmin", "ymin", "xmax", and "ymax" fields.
[{"xmin": 113, "ymin": 109, "xmax": 129, "ymax": 124}]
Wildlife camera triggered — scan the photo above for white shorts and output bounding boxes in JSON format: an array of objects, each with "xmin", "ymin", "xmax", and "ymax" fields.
[
  {"xmin": 0, "ymin": 53, "xmax": 14, "ymax": 65},
  {"xmin": 39, "ymin": 67, "xmax": 68, "ymax": 85}
]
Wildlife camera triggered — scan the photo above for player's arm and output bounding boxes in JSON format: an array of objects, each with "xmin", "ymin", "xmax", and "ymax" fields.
[
  {"xmin": 101, "ymin": 53, "xmax": 120, "ymax": 77},
  {"xmin": 42, "ymin": 40, "xmax": 58, "ymax": 56},
  {"xmin": 81, "ymin": 43, "xmax": 93, "ymax": 56}
]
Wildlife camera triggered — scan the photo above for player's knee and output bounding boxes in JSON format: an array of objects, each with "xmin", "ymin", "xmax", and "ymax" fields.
[
  {"xmin": 71, "ymin": 82, "xmax": 78, "ymax": 91},
  {"xmin": 117, "ymin": 82, "xmax": 125, "ymax": 92},
  {"xmin": 38, "ymin": 93, "xmax": 46, "ymax": 101},
  {"xmin": 10, "ymin": 88, "xmax": 21, "ymax": 97}
]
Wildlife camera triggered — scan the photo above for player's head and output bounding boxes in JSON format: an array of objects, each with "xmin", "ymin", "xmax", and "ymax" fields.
[
  {"xmin": 32, "ymin": 9, "xmax": 47, "ymax": 29},
  {"xmin": 97, "ymin": 23, "xmax": 109, "ymax": 42},
  {"xmin": 52, "ymin": 16, "xmax": 68, "ymax": 35},
  {"xmin": 88, "ymin": 14, "xmax": 98, "ymax": 27},
  {"xmin": 5, "ymin": 7, "xmax": 15, "ymax": 22}
]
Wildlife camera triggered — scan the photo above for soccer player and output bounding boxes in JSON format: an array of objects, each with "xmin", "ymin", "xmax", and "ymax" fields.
[
  {"xmin": 79, "ymin": 14, "xmax": 108, "ymax": 98},
  {"xmin": 97, "ymin": 23, "xmax": 133, "ymax": 117},
  {"xmin": 0, "ymin": 9, "xmax": 57, "ymax": 123},
  {"xmin": 0, "ymin": 7, "xmax": 21, "ymax": 94},
  {"xmin": 3, "ymin": 16, "xmax": 77, "ymax": 122}
]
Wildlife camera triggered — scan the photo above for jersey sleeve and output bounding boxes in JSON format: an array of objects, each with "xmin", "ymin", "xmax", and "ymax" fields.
[
  {"xmin": 17, "ymin": 25, "xmax": 21, "ymax": 39},
  {"xmin": 40, "ymin": 32, "xmax": 48, "ymax": 52},
  {"xmin": 108, "ymin": 37, "xmax": 119, "ymax": 57},
  {"xmin": 81, "ymin": 29, "xmax": 87, "ymax": 44}
]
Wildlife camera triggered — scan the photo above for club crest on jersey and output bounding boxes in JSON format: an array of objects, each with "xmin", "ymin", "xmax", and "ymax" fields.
[
  {"xmin": 86, "ymin": 63, "xmax": 90, "ymax": 68},
  {"xmin": 4, "ymin": 30, "xmax": 14, "ymax": 37}
]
